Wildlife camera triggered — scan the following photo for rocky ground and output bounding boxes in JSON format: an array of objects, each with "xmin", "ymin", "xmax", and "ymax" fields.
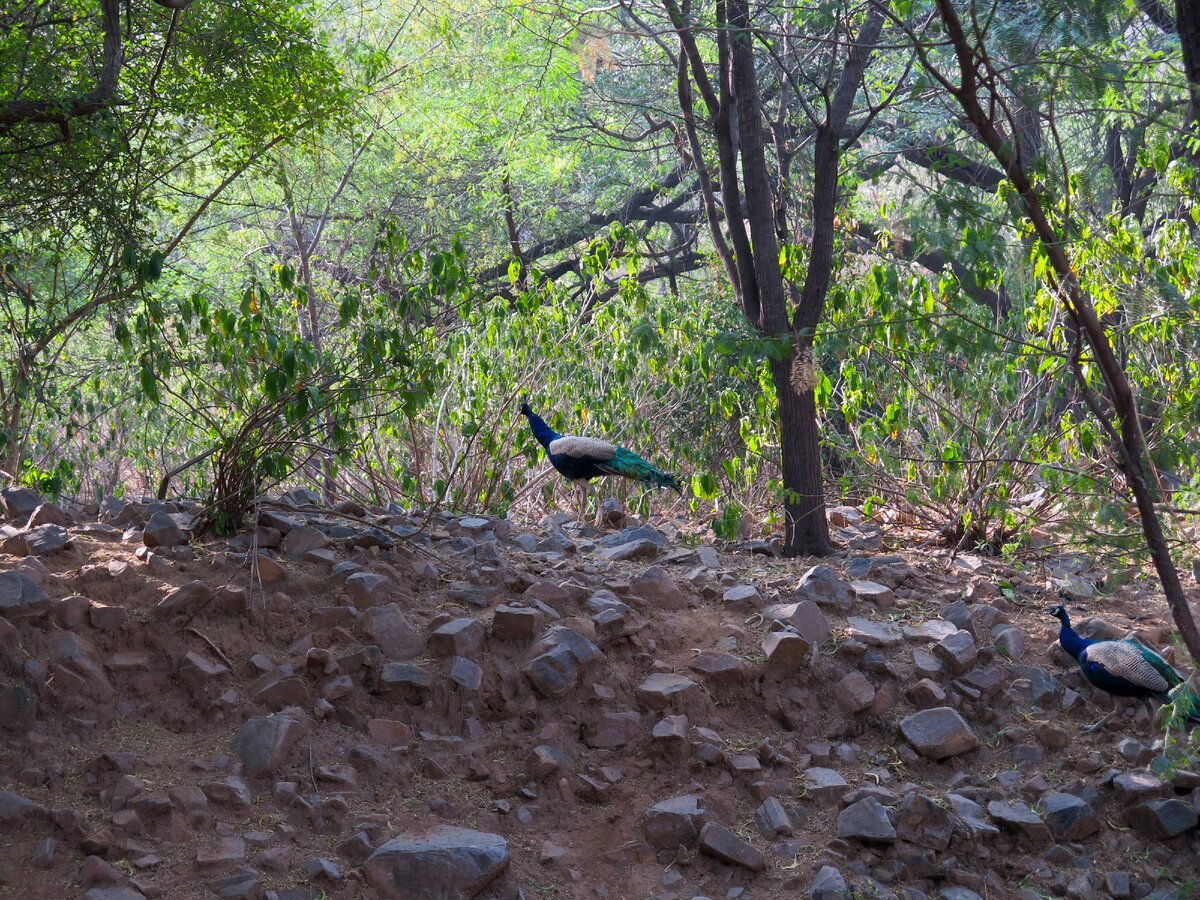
[{"xmin": 1, "ymin": 485, "xmax": 1199, "ymax": 900}]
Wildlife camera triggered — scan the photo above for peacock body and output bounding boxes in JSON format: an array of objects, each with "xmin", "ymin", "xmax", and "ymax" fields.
[
  {"xmin": 520, "ymin": 402, "xmax": 682, "ymax": 493},
  {"xmin": 1048, "ymin": 602, "xmax": 1200, "ymax": 727}
]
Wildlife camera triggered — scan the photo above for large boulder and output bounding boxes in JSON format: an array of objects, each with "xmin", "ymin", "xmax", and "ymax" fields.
[{"xmin": 362, "ymin": 826, "xmax": 509, "ymax": 899}]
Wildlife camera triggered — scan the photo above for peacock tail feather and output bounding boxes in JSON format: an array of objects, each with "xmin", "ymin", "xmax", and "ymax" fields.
[{"xmin": 598, "ymin": 447, "xmax": 683, "ymax": 492}]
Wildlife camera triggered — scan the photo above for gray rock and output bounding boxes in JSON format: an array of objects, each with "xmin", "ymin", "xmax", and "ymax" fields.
[
  {"xmin": 834, "ymin": 672, "xmax": 876, "ymax": 713},
  {"xmin": 0, "ymin": 788, "xmax": 46, "ymax": 824},
  {"xmin": 697, "ymin": 821, "xmax": 766, "ymax": 870},
  {"xmin": 583, "ymin": 710, "xmax": 642, "ymax": 749},
  {"xmin": 803, "ymin": 767, "xmax": 849, "ymax": 803},
  {"xmin": 947, "ymin": 793, "xmax": 999, "ymax": 838},
  {"xmin": 837, "ymin": 796, "xmax": 896, "ymax": 842},
  {"xmin": 346, "ymin": 571, "xmax": 393, "ymax": 605},
  {"xmin": 231, "ymin": 715, "xmax": 305, "ymax": 775},
  {"xmin": 899, "ymin": 708, "xmax": 979, "ymax": 760},
  {"xmin": 491, "ymin": 605, "xmax": 542, "ymax": 641},
  {"xmin": 379, "ymin": 662, "xmax": 434, "ymax": 691},
  {"xmin": 4, "ymin": 523, "xmax": 71, "ymax": 556},
  {"xmin": 902, "ymin": 619, "xmax": 959, "ymax": 644},
  {"xmin": 754, "ymin": 796, "xmax": 794, "ymax": 837},
  {"xmin": 643, "ymin": 795, "xmax": 706, "ymax": 849},
  {"xmin": 810, "ymin": 865, "xmax": 851, "ymax": 898},
  {"xmin": 80, "ymin": 889, "xmax": 148, "ymax": 900},
  {"xmin": 598, "ymin": 524, "xmax": 668, "ymax": 550},
  {"xmin": 635, "ymin": 673, "xmax": 699, "ymax": 710},
  {"xmin": 142, "ymin": 510, "xmax": 185, "ymax": 547},
  {"xmin": 895, "ymin": 792, "xmax": 954, "ymax": 850},
  {"xmin": 523, "ymin": 626, "xmax": 603, "ymax": 698},
  {"xmin": 448, "ymin": 656, "xmax": 482, "ymax": 691},
  {"xmin": 723, "ymin": 583, "xmax": 762, "ymax": 606},
  {"xmin": 0, "ymin": 683, "xmax": 37, "ymax": 731},
  {"xmin": 281, "ymin": 526, "xmax": 330, "ymax": 559},
  {"xmin": 360, "ymin": 604, "xmax": 424, "ymax": 660},
  {"xmin": 630, "ymin": 566, "xmax": 687, "ymax": 609},
  {"xmin": 156, "ymin": 580, "xmax": 212, "ymax": 616},
  {"xmin": 1, "ymin": 487, "xmax": 43, "ymax": 519},
  {"xmin": 362, "ymin": 826, "xmax": 509, "ymax": 899},
  {"xmin": 1041, "ymin": 792, "xmax": 1101, "ymax": 841},
  {"xmin": 845, "ymin": 616, "xmax": 902, "ymax": 648},
  {"xmin": 1012, "ymin": 665, "xmax": 1061, "ymax": 706},
  {"xmin": 762, "ymin": 631, "xmax": 813, "ymax": 675},
  {"xmin": 0, "ymin": 569, "xmax": 49, "ymax": 617},
  {"xmin": 933, "ymin": 630, "xmax": 978, "ymax": 674},
  {"xmin": 986, "ymin": 800, "xmax": 1050, "ymax": 842},
  {"xmin": 906, "ymin": 678, "xmax": 947, "ymax": 709},
  {"xmin": 851, "ymin": 579, "xmax": 895, "ymax": 606},
  {"xmin": 796, "ymin": 565, "xmax": 854, "ymax": 611},
  {"xmin": 597, "ymin": 538, "xmax": 660, "ymax": 561},
  {"xmin": 1123, "ymin": 799, "xmax": 1198, "ymax": 839},
  {"xmin": 429, "ymin": 618, "xmax": 485, "ymax": 657}
]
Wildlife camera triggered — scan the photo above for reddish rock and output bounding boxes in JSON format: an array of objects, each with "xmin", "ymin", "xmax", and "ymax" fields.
[
  {"xmin": 429, "ymin": 617, "xmax": 485, "ymax": 657},
  {"xmin": 834, "ymin": 672, "xmax": 876, "ymax": 713}
]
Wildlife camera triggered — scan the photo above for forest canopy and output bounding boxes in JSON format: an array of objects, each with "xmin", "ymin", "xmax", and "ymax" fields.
[{"xmin": 1, "ymin": 0, "xmax": 1199, "ymax": 606}]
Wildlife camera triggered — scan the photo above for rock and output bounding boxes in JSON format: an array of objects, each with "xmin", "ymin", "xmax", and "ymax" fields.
[
  {"xmin": 598, "ymin": 538, "xmax": 660, "ymax": 561},
  {"xmin": 429, "ymin": 618, "xmax": 485, "ymax": 657},
  {"xmin": 851, "ymin": 579, "xmax": 895, "ymax": 607},
  {"xmin": 29, "ymin": 836, "xmax": 57, "ymax": 869},
  {"xmin": 906, "ymin": 678, "xmax": 947, "ymax": 709},
  {"xmin": 207, "ymin": 868, "xmax": 261, "ymax": 899},
  {"xmin": 282, "ymin": 526, "xmax": 330, "ymax": 558},
  {"xmin": 0, "ymin": 788, "xmax": 46, "ymax": 824},
  {"xmin": 378, "ymin": 662, "xmax": 434, "ymax": 691},
  {"xmin": 0, "ymin": 569, "xmax": 49, "ymax": 617},
  {"xmin": 635, "ymin": 673, "xmax": 699, "ymax": 710},
  {"xmin": 723, "ymin": 583, "xmax": 761, "ymax": 606},
  {"xmin": 1, "ymin": 487, "xmax": 43, "ymax": 518},
  {"xmin": 845, "ymin": 616, "xmax": 902, "ymax": 648},
  {"xmin": 796, "ymin": 565, "xmax": 854, "ymax": 611},
  {"xmin": 697, "ymin": 822, "xmax": 765, "ymax": 870},
  {"xmin": 933, "ymin": 630, "xmax": 978, "ymax": 674},
  {"xmin": 362, "ymin": 826, "xmax": 509, "ymax": 899},
  {"xmin": 899, "ymin": 708, "xmax": 980, "ymax": 760},
  {"xmin": 346, "ymin": 571, "xmax": 392, "ymax": 604},
  {"xmin": 992, "ymin": 625, "xmax": 1025, "ymax": 660},
  {"xmin": 631, "ymin": 566, "xmax": 687, "ymax": 609},
  {"xmin": 523, "ymin": 626, "xmax": 603, "ymax": 698},
  {"xmin": 837, "ymin": 796, "xmax": 896, "ymax": 843},
  {"xmin": 1113, "ymin": 771, "xmax": 1170, "ymax": 801},
  {"xmin": 202, "ymin": 776, "xmax": 252, "ymax": 808},
  {"xmin": 599, "ymin": 524, "xmax": 669, "ymax": 549},
  {"xmin": 252, "ymin": 669, "xmax": 309, "ymax": 709},
  {"xmin": 688, "ymin": 650, "xmax": 747, "ymax": 682},
  {"xmin": 986, "ymin": 800, "xmax": 1051, "ymax": 842},
  {"xmin": 367, "ymin": 719, "xmax": 412, "ymax": 746},
  {"xmin": 527, "ymin": 745, "xmax": 570, "ymax": 780},
  {"xmin": 810, "ymin": 865, "xmax": 851, "ymax": 898},
  {"xmin": 584, "ymin": 710, "xmax": 642, "ymax": 749},
  {"xmin": 802, "ymin": 767, "xmax": 849, "ymax": 803},
  {"xmin": 0, "ymin": 683, "xmax": 37, "ymax": 731},
  {"xmin": 1012, "ymin": 665, "xmax": 1061, "ymax": 706},
  {"xmin": 179, "ymin": 651, "xmax": 229, "ymax": 687},
  {"xmin": 196, "ymin": 837, "xmax": 246, "ymax": 869},
  {"xmin": 491, "ymin": 605, "xmax": 542, "ymax": 642},
  {"xmin": 643, "ymin": 795, "xmax": 707, "ymax": 849},
  {"xmin": 156, "ymin": 580, "xmax": 212, "ymax": 616},
  {"xmin": 895, "ymin": 792, "xmax": 954, "ymax": 850},
  {"xmin": 305, "ymin": 857, "xmax": 341, "ymax": 881},
  {"xmin": 80, "ymin": 889, "xmax": 147, "ymax": 900},
  {"xmin": 360, "ymin": 604, "xmax": 425, "ymax": 660},
  {"xmin": 1041, "ymin": 792, "xmax": 1101, "ymax": 841},
  {"xmin": 449, "ymin": 656, "xmax": 483, "ymax": 691},
  {"xmin": 1123, "ymin": 799, "xmax": 1198, "ymax": 839},
  {"xmin": 755, "ymin": 797, "xmax": 794, "ymax": 837},
  {"xmin": 142, "ymin": 511, "xmax": 186, "ymax": 547},
  {"xmin": 834, "ymin": 672, "xmax": 875, "ymax": 713},
  {"xmin": 5, "ymin": 523, "xmax": 71, "ymax": 556},
  {"xmin": 231, "ymin": 715, "xmax": 305, "ymax": 775},
  {"xmin": 948, "ymin": 793, "xmax": 1000, "ymax": 838},
  {"xmin": 762, "ymin": 631, "xmax": 813, "ymax": 675},
  {"xmin": 447, "ymin": 582, "xmax": 501, "ymax": 608}
]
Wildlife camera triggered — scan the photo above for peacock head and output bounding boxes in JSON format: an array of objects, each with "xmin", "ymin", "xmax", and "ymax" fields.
[
  {"xmin": 519, "ymin": 399, "xmax": 533, "ymax": 417},
  {"xmin": 1046, "ymin": 593, "xmax": 1073, "ymax": 623}
]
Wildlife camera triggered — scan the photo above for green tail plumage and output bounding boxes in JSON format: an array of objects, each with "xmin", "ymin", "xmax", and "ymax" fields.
[{"xmin": 601, "ymin": 447, "xmax": 683, "ymax": 493}]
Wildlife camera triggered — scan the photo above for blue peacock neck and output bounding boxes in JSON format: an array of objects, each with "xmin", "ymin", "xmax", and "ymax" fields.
[
  {"xmin": 521, "ymin": 405, "xmax": 560, "ymax": 450},
  {"xmin": 1055, "ymin": 612, "xmax": 1091, "ymax": 660}
]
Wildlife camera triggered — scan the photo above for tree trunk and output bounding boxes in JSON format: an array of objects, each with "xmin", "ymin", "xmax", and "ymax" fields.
[{"xmin": 773, "ymin": 354, "xmax": 831, "ymax": 555}]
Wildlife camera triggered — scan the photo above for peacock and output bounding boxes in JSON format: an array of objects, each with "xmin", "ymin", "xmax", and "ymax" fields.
[
  {"xmin": 1048, "ymin": 599, "xmax": 1200, "ymax": 731},
  {"xmin": 520, "ymin": 401, "xmax": 682, "ymax": 524}
]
